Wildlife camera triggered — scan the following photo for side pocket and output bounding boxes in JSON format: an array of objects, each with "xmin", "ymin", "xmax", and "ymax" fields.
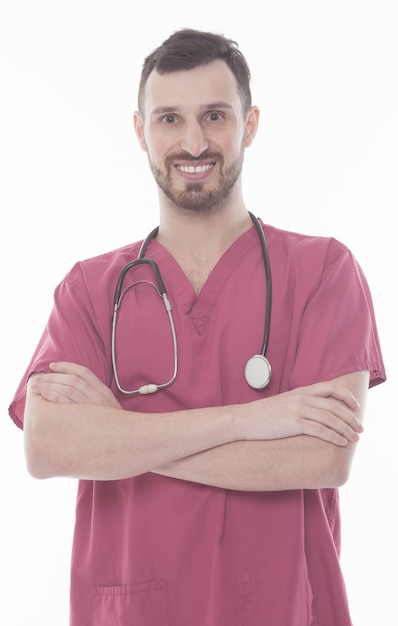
[{"xmin": 92, "ymin": 579, "xmax": 172, "ymax": 626}]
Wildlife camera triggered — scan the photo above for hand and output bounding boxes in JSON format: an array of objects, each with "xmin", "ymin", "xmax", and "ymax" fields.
[
  {"xmin": 29, "ymin": 362, "xmax": 122, "ymax": 409},
  {"xmin": 245, "ymin": 380, "xmax": 363, "ymax": 446}
]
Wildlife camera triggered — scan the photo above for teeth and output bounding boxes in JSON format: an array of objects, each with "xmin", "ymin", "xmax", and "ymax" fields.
[{"xmin": 178, "ymin": 164, "xmax": 213, "ymax": 173}]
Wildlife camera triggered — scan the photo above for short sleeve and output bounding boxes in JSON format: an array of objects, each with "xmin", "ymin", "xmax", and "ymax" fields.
[
  {"xmin": 289, "ymin": 242, "xmax": 385, "ymax": 389},
  {"xmin": 8, "ymin": 264, "xmax": 111, "ymax": 429}
]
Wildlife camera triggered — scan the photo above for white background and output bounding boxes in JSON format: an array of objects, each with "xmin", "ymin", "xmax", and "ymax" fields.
[{"xmin": 0, "ymin": 1, "xmax": 396, "ymax": 624}]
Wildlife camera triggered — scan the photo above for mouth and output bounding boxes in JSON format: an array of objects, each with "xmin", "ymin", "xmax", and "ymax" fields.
[
  {"xmin": 173, "ymin": 160, "xmax": 218, "ymax": 183},
  {"xmin": 176, "ymin": 163, "xmax": 215, "ymax": 174}
]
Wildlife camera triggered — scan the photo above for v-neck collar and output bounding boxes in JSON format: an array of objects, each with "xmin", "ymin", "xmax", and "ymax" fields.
[{"xmin": 143, "ymin": 223, "xmax": 260, "ymax": 335}]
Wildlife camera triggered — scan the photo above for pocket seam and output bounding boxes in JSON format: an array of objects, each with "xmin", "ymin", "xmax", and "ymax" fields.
[{"xmin": 93, "ymin": 579, "xmax": 167, "ymax": 596}]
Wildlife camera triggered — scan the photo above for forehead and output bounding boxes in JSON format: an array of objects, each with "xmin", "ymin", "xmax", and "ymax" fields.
[{"xmin": 143, "ymin": 59, "xmax": 242, "ymax": 115}]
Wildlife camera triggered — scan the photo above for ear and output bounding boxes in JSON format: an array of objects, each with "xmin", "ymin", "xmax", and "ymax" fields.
[
  {"xmin": 244, "ymin": 106, "xmax": 260, "ymax": 148},
  {"xmin": 133, "ymin": 111, "xmax": 148, "ymax": 152}
]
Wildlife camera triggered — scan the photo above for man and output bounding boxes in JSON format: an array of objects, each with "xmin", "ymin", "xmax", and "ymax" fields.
[{"xmin": 9, "ymin": 29, "xmax": 385, "ymax": 625}]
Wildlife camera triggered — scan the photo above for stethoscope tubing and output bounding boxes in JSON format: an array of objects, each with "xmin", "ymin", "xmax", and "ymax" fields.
[
  {"xmin": 111, "ymin": 212, "xmax": 272, "ymax": 394},
  {"xmin": 247, "ymin": 212, "xmax": 272, "ymax": 358}
]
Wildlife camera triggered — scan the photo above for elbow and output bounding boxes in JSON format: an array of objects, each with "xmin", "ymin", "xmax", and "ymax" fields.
[
  {"xmin": 25, "ymin": 453, "xmax": 56, "ymax": 481},
  {"xmin": 24, "ymin": 429, "xmax": 59, "ymax": 480},
  {"xmin": 323, "ymin": 464, "xmax": 351, "ymax": 489},
  {"xmin": 24, "ymin": 380, "xmax": 72, "ymax": 479},
  {"xmin": 24, "ymin": 408, "xmax": 64, "ymax": 480},
  {"xmin": 316, "ymin": 444, "xmax": 355, "ymax": 489},
  {"xmin": 25, "ymin": 460, "xmax": 53, "ymax": 481}
]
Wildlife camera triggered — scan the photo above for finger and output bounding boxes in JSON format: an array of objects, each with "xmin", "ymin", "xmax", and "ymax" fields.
[
  {"xmin": 49, "ymin": 361, "xmax": 95, "ymax": 382},
  {"xmin": 309, "ymin": 381, "xmax": 360, "ymax": 410},
  {"xmin": 49, "ymin": 363, "xmax": 108, "ymax": 397},
  {"xmin": 48, "ymin": 363, "xmax": 122, "ymax": 408},
  {"xmin": 39, "ymin": 387, "xmax": 75, "ymax": 404},
  {"xmin": 48, "ymin": 361, "xmax": 103, "ymax": 388},
  {"xmin": 34, "ymin": 372, "xmax": 89, "ymax": 396},
  {"xmin": 30, "ymin": 379, "xmax": 88, "ymax": 403},
  {"xmin": 309, "ymin": 396, "xmax": 363, "ymax": 434},
  {"xmin": 32, "ymin": 368, "xmax": 122, "ymax": 408},
  {"xmin": 299, "ymin": 399, "xmax": 363, "ymax": 444},
  {"xmin": 304, "ymin": 410, "xmax": 361, "ymax": 444},
  {"xmin": 300, "ymin": 420, "xmax": 350, "ymax": 447}
]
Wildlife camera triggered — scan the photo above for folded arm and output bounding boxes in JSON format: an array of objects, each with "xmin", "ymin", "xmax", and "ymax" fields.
[
  {"xmin": 154, "ymin": 371, "xmax": 369, "ymax": 491},
  {"xmin": 24, "ymin": 362, "xmax": 366, "ymax": 489},
  {"xmin": 24, "ymin": 371, "xmax": 242, "ymax": 481}
]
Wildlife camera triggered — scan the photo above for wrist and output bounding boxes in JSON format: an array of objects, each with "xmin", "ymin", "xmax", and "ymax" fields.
[{"xmin": 227, "ymin": 403, "xmax": 252, "ymax": 442}]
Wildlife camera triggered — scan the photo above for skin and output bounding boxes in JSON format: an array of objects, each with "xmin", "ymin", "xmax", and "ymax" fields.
[
  {"xmin": 24, "ymin": 60, "xmax": 369, "ymax": 490},
  {"xmin": 133, "ymin": 60, "xmax": 260, "ymax": 283},
  {"xmin": 26, "ymin": 364, "xmax": 366, "ymax": 488}
]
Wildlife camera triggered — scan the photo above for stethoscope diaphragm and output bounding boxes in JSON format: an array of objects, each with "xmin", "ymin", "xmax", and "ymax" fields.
[{"xmin": 244, "ymin": 354, "xmax": 272, "ymax": 389}]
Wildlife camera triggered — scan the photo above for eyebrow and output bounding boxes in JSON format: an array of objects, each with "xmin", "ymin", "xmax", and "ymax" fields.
[{"xmin": 150, "ymin": 102, "xmax": 234, "ymax": 116}]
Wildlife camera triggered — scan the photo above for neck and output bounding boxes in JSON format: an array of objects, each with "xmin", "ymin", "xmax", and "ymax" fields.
[
  {"xmin": 160, "ymin": 202, "xmax": 251, "ymax": 248},
  {"xmin": 156, "ymin": 203, "xmax": 253, "ymax": 294}
]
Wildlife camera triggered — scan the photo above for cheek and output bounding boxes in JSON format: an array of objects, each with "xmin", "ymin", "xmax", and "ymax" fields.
[
  {"xmin": 144, "ymin": 133, "xmax": 173, "ymax": 164},
  {"xmin": 143, "ymin": 142, "xmax": 160, "ymax": 166},
  {"xmin": 214, "ymin": 125, "xmax": 246, "ymax": 154},
  {"xmin": 221, "ymin": 137, "xmax": 245, "ymax": 158}
]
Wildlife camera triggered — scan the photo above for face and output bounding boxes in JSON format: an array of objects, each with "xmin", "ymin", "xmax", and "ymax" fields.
[{"xmin": 134, "ymin": 60, "xmax": 259, "ymax": 214}]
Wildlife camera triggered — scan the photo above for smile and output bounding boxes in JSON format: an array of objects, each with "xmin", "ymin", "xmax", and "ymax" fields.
[{"xmin": 176, "ymin": 163, "xmax": 214, "ymax": 174}]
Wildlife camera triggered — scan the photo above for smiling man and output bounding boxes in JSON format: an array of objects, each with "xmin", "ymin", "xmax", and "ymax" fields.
[
  {"xmin": 9, "ymin": 29, "xmax": 385, "ymax": 626},
  {"xmin": 136, "ymin": 59, "xmax": 252, "ymax": 215}
]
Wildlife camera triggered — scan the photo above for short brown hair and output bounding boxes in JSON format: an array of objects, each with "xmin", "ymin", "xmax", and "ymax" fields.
[{"xmin": 138, "ymin": 29, "xmax": 252, "ymax": 115}]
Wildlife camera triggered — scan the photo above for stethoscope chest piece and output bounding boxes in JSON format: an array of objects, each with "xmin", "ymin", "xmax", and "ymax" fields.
[{"xmin": 244, "ymin": 354, "xmax": 272, "ymax": 389}]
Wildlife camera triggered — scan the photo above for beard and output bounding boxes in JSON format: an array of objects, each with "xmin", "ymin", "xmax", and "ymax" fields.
[{"xmin": 148, "ymin": 147, "xmax": 245, "ymax": 214}]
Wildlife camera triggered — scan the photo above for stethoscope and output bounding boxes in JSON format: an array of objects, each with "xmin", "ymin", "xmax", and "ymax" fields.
[{"xmin": 111, "ymin": 212, "xmax": 272, "ymax": 395}]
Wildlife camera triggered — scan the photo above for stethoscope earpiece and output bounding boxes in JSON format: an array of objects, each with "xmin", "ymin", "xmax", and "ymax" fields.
[{"xmin": 244, "ymin": 354, "xmax": 272, "ymax": 389}]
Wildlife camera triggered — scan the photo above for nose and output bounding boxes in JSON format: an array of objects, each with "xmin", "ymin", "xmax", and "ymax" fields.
[{"xmin": 180, "ymin": 121, "xmax": 209, "ymax": 157}]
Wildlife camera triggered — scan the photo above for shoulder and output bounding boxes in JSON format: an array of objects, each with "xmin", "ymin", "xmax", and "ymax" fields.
[
  {"xmin": 264, "ymin": 222, "xmax": 347, "ymax": 254},
  {"xmin": 263, "ymin": 222, "xmax": 351, "ymax": 270},
  {"xmin": 61, "ymin": 240, "xmax": 144, "ymax": 290}
]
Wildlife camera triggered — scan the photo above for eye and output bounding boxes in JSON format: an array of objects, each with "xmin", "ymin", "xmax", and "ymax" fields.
[
  {"xmin": 206, "ymin": 111, "xmax": 224, "ymax": 122},
  {"xmin": 162, "ymin": 114, "xmax": 179, "ymax": 124}
]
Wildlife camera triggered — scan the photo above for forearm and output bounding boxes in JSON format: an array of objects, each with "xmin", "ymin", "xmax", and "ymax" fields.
[
  {"xmin": 155, "ymin": 371, "xmax": 368, "ymax": 491},
  {"xmin": 25, "ymin": 365, "xmax": 366, "ymax": 483},
  {"xmin": 154, "ymin": 436, "xmax": 357, "ymax": 491},
  {"xmin": 24, "ymin": 394, "xmax": 242, "ymax": 481}
]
